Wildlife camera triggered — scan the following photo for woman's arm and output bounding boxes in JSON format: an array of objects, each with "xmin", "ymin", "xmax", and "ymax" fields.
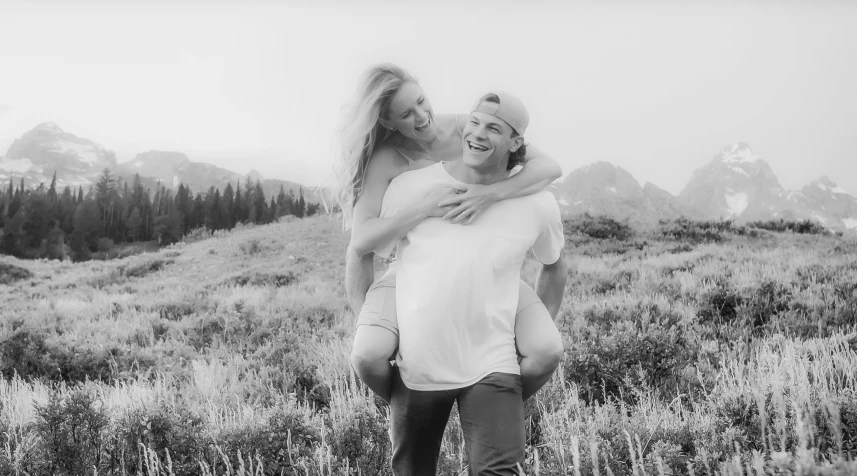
[
  {"xmin": 440, "ymin": 119, "xmax": 563, "ymax": 223},
  {"xmin": 348, "ymin": 149, "xmax": 458, "ymax": 258},
  {"xmin": 344, "ymin": 148, "xmax": 457, "ymax": 312}
]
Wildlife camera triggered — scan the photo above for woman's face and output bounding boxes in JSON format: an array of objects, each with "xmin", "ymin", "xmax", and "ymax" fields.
[{"xmin": 384, "ymin": 81, "xmax": 437, "ymax": 142}]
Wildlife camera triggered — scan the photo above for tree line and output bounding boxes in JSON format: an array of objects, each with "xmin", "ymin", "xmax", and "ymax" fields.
[{"xmin": 0, "ymin": 169, "xmax": 320, "ymax": 261}]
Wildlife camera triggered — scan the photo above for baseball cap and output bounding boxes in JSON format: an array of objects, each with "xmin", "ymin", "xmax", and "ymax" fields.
[{"xmin": 471, "ymin": 91, "xmax": 529, "ymax": 136}]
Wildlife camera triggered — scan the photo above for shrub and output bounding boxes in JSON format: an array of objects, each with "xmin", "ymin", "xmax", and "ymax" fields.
[
  {"xmin": 697, "ymin": 283, "xmax": 743, "ymax": 325},
  {"xmin": 329, "ymin": 405, "xmax": 391, "ymax": 474},
  {"xmin": 657, "ymin": 217, "xmax": 732, "ymax": 243},
  {"xmin": 0, "ymin": 262, "xmax": 33, "ymax": 284},
  {"xmin": 34, "ymin": 387, "xmax": 109, "ymax": 476},
  {"xmin": 565, "ymin": 214, "xmax": 634, "ymax": 241},
  {"xmin": 748, "ymin": 218, "xmax": 827, "ymax": 235},
  {"xmin": 182, "ymin": 226, "xmax": 214, "ymax": 243},
  {"xmin": 96, "ymin": 237, "xmax": 114, "ymax": 253},
  {"xmin": 0, "ymin": 328, "xmax": 153, "ymax": 383},
  {"xmin": 123, "ymin": 258, "xmax": 172, "ymax": 279},
  {"xmin": 106, "ymin": 400, "xmax": 207, "ymax": 475},
  {"xmin": 223, "ymin": 271, "xmax": 297, "ymax": 288},
  {"xmin": 239, "ymin": 238, "xmax": 263, "ymax": 256},
  {"xmin": 742, "ymin": 279, "xmax": 792, "ymax": 328},
  {"xmin": 212, "ymin": 405, "xmax": 321, "ymax": 475},
  {"xmin": 564, "ymin": 304, "xmax": 692, "ymax": 404}
]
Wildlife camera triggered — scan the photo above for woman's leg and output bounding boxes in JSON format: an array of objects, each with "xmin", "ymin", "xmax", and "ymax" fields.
[
  {"xmin": 515, "ymin": 280, "xmax": 564, "ymax": 400},
  {"xmin": 351, "ymin": 281, "xmax": 399, "ymax": 404}
]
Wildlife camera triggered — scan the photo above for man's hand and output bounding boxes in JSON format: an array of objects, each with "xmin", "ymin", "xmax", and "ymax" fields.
[{"xmin": 438, "ymin": 183, "xmax": 500, "ymax": 224}]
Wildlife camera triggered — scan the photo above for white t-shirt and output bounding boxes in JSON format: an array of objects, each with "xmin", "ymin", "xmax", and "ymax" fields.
[{"xmin": 379, "ymin": 162, "xmax": 564, "ymax": 391}]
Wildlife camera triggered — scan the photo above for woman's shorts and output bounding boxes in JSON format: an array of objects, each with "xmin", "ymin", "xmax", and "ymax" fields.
[
  {"xmin": 355, "ymin": 263, "xmax": 399, "ymax": 336},
  {"xmin": 355, "ymin": 262, "xmax": 544, "ymax": 337}
]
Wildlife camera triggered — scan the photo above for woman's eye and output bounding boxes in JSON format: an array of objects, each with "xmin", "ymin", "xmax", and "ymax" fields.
[
  {"xmin": 469, "ymin": 120, "xmax": 478, "ymax": 125},
  {"xmin": 417, "ymin": 98, "xmax": 425, "ymax": 104}
]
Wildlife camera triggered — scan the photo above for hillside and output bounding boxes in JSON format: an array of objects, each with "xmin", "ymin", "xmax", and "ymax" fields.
[{"xmin": 1, "ymin": 216, "xmax": 857, "ymax": 474}]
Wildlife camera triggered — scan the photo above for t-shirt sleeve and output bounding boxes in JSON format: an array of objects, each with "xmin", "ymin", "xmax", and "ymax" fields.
[{"xmin": 531, "ymin": 195, "xmax": 565, "ymax": 265}]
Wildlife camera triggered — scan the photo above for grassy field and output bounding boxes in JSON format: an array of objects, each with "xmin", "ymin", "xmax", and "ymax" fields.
[{"xmin": 1, "ymin": 215, "xmax": 856, "ymax": 475}]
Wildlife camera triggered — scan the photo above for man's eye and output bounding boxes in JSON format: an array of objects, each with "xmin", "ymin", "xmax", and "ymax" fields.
[{"xmin": 490, "ymin": 127, "xmax": 500, "ymax": 133}]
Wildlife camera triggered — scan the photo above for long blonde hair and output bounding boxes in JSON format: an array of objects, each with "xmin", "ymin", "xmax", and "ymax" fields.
[{"xmin": 331, "ymin": 63, "xmax": 414, "ymax": 229}]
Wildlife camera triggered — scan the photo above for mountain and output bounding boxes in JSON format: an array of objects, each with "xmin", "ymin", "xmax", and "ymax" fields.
[
  {"xmin": 796, "ymin": 177, "xmax": 857, "ymax": 229},
  {"xmin": 554, "ymin": 143, "xmax": 857, "ymax": 231},
  {"xmin": 0, "ymin": 124, "xmax": 310, "ymax": 200},
  {"xmin": 678, "ymin": 143, "xmax": 795, "ymax": 221},
  {"xmin": 554, "ymin": 161, "xmax": 681, "ymax": 224},
  {"xmin": 0, "ymin": 123, "xmax": 117, "ymax": 188}
]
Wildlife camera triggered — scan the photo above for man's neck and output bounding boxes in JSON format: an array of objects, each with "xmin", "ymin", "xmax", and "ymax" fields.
[{"xmin": 444, "ymin": 160, "xmax": 511, "ymax": 185}]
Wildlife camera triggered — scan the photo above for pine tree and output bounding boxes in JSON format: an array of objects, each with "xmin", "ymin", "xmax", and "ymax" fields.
[
  {"xmin": 233, "ymin": 182, "xmax": 243, "ymax": 225},
  {"xmin": 46, "ymin": 223, "xmax": 66, "ymax": 261},
  {"xmin": 222, "ymin": 183, "xmax": 234, "ymax": 228},
  {"xmin": 47, "ymin": 172, "xmax": 58, "ymax": 202},
  {"xmin": 70, "ymin": 200, "xmax": 102, "ymax": 260},
  {"xmin": 295, "ymin": 187, "xmax": 306, "ymax": 218},
  {"xmin": 126, "ymin": 207, "xmax": 142, "ymax": 242}
]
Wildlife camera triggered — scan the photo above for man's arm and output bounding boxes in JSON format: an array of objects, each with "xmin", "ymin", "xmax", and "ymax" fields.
[{"xmin": 535, "ymin": 250, "xmax": 568, "ymax": 319}]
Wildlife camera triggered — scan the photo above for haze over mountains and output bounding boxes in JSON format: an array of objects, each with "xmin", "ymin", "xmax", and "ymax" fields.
[
  {"xmin": 0, "ymin": 123, "xmax": 305, "ymax": 200},
  {"xmin": 1, "ymin": 124, "xmax": 855, "ymax": 231}
]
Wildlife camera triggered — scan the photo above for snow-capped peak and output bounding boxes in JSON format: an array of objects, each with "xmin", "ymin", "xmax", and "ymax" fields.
[
  {"xmin": 33, "ymin": 122, "xmax": 64, "ymax": 134},
  {"xmin": 812, "ymin": 176, "xmax": 850, "ymax": 195},
  {"xmin": 720, "ymin": 142, "xmax": 758, "ymax": 164}
]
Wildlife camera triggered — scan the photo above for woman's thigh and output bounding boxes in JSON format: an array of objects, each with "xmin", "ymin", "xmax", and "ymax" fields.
[
  {"xmin": 514, "ymin": 280, "xmax": 561, "ymax": 357},
  {"xmin": 352, "ymin": 274, "xmax": 399, "ymax": 360}
]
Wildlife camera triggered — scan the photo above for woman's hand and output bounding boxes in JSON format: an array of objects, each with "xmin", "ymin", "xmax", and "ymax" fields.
[
  {"xmin": 416, "ymin": 184, "xmax": 462, "ymax": 218},
  {"xmin": 438, "ymin": 183, "xmax": 499, "ymax": 224}
]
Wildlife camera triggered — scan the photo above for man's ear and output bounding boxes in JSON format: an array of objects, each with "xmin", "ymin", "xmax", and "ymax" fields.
[{"xmin": 509, "ymin": 136, "xmax": 525, "ymax": 153}]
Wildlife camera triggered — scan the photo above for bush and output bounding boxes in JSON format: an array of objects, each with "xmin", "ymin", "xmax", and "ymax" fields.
[
  {"xmin": 565, "ymin": 214, "xmax": 634, "ymax": 241},
  {"xmin": 0, "ymin": 262, "xmax": 33, "ymax": 284},
  {"xmin": 239, "ymin": 238, "xmax": 264, "ymax": 255},
  {"xmin": 0, "ymin": 328, "xmax": 153, "ymax": 383},
  {"xmin": 96, "ymin": 237, "xmax": 114, "ymax": 253},
  {"xmin": 748, "ymin": 218, "xmax": 827, "ymax": 235},
  {"xmin": 657, "ymin": 217, "xmax": 732, "ymax": 243},
  {"xmin": 34, "ymin": 387, "xmax": 109, "ymax": 476},
  {"xmin": 223, "ymin": 271, "xmax": 297, "ymax": 288},
  {"xmin": 329, "ymin": 406, "xmax": 391, "ymax": 474},
  {"xmin": 182, "ymin": 226, "xmax": 214, "ymax": 243},
  {"xmin": 123, "ymin": 258, "xmax": 173, "ymax": 278},
  {"xmin": 107, "ymin": 400, "xmax": 207, "ymax": 475},
  {"xmin": 742, "ymin": 279, "xmax": 792, "ymax": 328},
  {"xmin": 563, "ymin": 304, "xmax": 692, "ymax": 404}
]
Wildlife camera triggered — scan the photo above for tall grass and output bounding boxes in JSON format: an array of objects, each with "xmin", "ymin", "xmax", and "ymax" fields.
[{"xmin": 1, "ymin": 215, "xmax": 856, "ymax": 474}]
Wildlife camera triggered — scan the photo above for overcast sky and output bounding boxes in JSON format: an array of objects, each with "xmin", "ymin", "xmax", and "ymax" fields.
[{"xmin": 1, "ymin": 1, "xmax": 855, "ymax": 195}]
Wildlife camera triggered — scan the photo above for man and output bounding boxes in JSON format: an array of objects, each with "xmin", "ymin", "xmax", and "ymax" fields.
[{"xmin": 378, "ymin": 91, "xmax": 568, "ymax": 475}]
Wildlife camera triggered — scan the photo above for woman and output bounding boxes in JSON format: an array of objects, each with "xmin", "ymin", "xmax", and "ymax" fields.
[{"xmin": 333, "ymin": 63, "xmax": 564, "ymax": 403}]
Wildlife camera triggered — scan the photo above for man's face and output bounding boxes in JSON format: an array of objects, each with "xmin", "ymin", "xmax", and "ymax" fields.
[{"xmin": 461, "ymin": 110, "xmax": 521, "ymax": 171}]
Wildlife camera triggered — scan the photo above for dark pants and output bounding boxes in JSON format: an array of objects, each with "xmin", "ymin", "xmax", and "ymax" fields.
[{"xmin": 390, "ymin": 368, "xmax": 525, "ymax": 476}]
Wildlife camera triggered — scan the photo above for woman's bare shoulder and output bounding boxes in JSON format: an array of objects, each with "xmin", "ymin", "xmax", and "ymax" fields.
[{"xmin": 366, "ymin": 144, "xmax": 410, "ymax": 181}]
